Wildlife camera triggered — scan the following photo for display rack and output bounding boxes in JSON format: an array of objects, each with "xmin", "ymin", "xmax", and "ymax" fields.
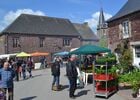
[{"xmin": 93, "ymin": 62, "xmax": 118, "ymax": 98}]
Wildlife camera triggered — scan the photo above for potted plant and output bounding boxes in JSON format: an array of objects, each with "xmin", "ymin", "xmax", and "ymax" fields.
[
  {"xmin": 118, "ymin": 70, "xmax": 140, "ymax": 98},
  {"xmin": 94, "ymin": 67, "xmax": 105, "ymax": 80},
  {"xmin": 130, "ymin": 71, "xmax": 140, "ymax": 98},
  {"xmin": 95, "ymin": 57, "xmax": 107, "ymax": 65},
  {"xmin": 95, "ymin": 53, "xmax": 116, "ymax": 65},
  {"xmin": 131, "ymin": 80, "xmax": 139, "ymax": 98},
  {"xmin": 94, "ymin": 67, "xmax": 115, "ymax": 80}
]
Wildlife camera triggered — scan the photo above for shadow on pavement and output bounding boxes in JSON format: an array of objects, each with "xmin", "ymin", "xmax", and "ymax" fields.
[
  {"xmin": 20, "ymin": 96, "xmax": 37, "ymax": 100},
  {"xmin": 32, "ymin": 74, "xmax": 42, "ymax": 78},
  {"xmin": 119, "ymin": 86, "xmax": 132, "ymax": 90},
  {"xmin": 76, "ymin": 89, "xmax": 90, "ymax": 97},
  {"xmin": 61, "ymin": 85, "xmax": 69, "ymax": 90},
  {"xmin": 14, "ymin": 74, "xmax": 42, "ymax": 82}
]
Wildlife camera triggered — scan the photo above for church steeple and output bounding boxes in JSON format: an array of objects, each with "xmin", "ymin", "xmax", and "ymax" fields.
[
  {"xmin": 97, "ymin": 8, "xmax": 108, "ymax": 47},
  {"xmin": 97, "ymin": 8, "xmax": 106, "ymax": 30}
]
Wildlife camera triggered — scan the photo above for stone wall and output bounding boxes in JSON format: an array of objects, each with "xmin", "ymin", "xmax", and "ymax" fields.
[
  {"xmin": 3, "ymin": 34, "xmax": 81, "ymax": 61},
  {"xmin": 107, "ymin": 11, "xmax": 140, "ymax": 51}
]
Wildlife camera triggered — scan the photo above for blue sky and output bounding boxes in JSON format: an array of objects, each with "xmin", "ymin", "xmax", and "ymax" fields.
[{"xmin": 0, "ymin": 0, "xmax": 127, "ymax": 32}]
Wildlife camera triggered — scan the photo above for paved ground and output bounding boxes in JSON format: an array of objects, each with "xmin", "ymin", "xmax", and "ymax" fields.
[{"xmin": 14, "ymin": 67, "xmax": 139, "ymax": 100}]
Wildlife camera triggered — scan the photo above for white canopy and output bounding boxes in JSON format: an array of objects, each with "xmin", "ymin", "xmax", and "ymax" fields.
[{"xmin": 0, "ymin": 53, "xmax": 17, "ymax": 59}]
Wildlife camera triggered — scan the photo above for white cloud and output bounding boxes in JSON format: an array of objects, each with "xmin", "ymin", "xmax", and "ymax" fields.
[
  {"xmin": 85, "ymin": 11, "xmax": 112, "ymax": 32},
  {"xmin": 0, "ymin": 9, "xmax": 45, "ymax": 31}
]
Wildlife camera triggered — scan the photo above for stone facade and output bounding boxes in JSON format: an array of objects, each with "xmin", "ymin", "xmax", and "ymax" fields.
[
  {"xmin": 0, "ymin": 35, "xmax": 6, "ymax": 54},
  {"xmin": 108, "ymin": 11, "xmax": 140, "ymax": 51},
  {"xmin": 1, "ymin": 33, "xmax": 80, "ymax": 61}
]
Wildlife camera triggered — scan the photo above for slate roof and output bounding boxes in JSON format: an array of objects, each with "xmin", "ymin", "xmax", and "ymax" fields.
[
  {"xmin": 73, "ymin": 23, "xmax": 99, "ymax": 41},
  {"xmin": 108, "ymin": 0, "xmax": 140, "ymax": 22},
  {"xmin": 2, "ymin": 14, "xmax": 79, "ymax": 36}
]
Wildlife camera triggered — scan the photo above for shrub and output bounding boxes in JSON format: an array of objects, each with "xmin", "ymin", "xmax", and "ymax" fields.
[{"xmin": 118, "ymin": 70, "xmax": 140, "ymax": 93}]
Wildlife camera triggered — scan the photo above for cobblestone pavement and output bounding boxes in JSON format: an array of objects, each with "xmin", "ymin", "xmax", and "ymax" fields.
[{"xmin": 14, "ymin": 67, "xmax": 138, "ymax": 100}]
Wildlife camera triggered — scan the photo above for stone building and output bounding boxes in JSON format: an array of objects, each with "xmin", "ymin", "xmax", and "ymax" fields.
[
  {"xmin": 0, "ymin": 14, "xmax": 98, "ymax": 61},
  {"xmin": 107, "ymin": 0, "xmax": 140, "ymax": 66},
  {"xmin": 0, "ymin": 14, "xmax": 81, "ymax": 60}
]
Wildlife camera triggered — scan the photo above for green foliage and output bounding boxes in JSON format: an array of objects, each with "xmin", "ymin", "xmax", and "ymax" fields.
[
  {"xmin": 108, "ymin": 65, "xmax": 118, "ymax": 74},
  {"xmin": 118, "ymin": 70, "xmax": 140, "ymax": 92},
  {"xmin": 116, "ymin": 40, "xmax": 133, "ymax": 73},
  {"xmin": 96, "ymin": 53, "xmax": 116, "ymax": 64},
  {"xmin": 95, "ymin": 53, "xmax": 117, "ymax": 74},
  {"xmin": 130, "ymin": 71, "xmax": 140, "ymax": 92},
  {"xmin": 107, "ymin": 53, "xmax": 116, "ymax": 58},
  {"xmin": 94, "ymin": 65, "xmax": 118, "ymax": 75},
  {"xmin": 118, "ymin": 73, "xmax": 131, "ymax": 83},
  {"xmin": 99, "ymin": 36, "xmax": 108, "ymax": 48},
  {"xmin": 95, "ymin": 67, "xmax": 105, "ymax": 74}
]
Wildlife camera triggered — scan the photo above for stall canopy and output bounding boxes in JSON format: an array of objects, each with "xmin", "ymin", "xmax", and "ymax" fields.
[
  {"xmin": 16, "ymin": 52, "xmax": 31, "ymax": 57},
  {"xmin": 30, "ymin": 52, "xmax": 49, "ymax": 56},
  {"xmin": 0, "ymin": 53, "xmax": 17, "ymax": 59},
  {"xmin": 70, "ymin": 44, "xmax": 111, "ymax": 55},
  {"xmin": 54, "ymin": 51, "xmax": 69, "ymax": 56}
]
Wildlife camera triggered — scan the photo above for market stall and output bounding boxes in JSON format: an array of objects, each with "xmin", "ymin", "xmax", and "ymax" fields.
[
  {"xmin": 16, "ymin": 52, "xmax": 31, "ymax": 57},
  {"xmin": 70, "ymin": 44, "xmax": 117, "ymax": 98},
  {"xmin": 29, "ymin": 51, "xmax": 49, "ymax": 69}
]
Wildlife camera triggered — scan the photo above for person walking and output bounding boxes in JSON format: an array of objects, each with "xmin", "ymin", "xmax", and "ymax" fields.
[
  {"xmin": 21, "ymin": 60, "xmax": 26, "ymax": 80},
  {"xmin": 51, "ymin": 58, "xmax": 60, "ymax": 91},
  {"xmin": 66, "ymin": 55, "xmax": 78, "ymax": 99},
  {"xmin": 0, "ymin": 61, "xmax": 15, "ymax": 100},
  {"xmin": 16, "ymin": 59, "xmax": 22, "ymax": 81},
  {"xmin": 27, "ymin": 58, "xmax": 33, "ymax": 78}
]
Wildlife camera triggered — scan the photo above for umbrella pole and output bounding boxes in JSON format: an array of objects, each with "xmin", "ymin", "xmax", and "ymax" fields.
[{"xmin": 85, "ymin": 67, "xmax": 86, "ymax": 85}]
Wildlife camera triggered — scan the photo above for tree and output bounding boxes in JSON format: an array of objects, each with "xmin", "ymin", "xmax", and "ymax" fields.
[
  {"xmin": 116, "ymin": 39, "xmax": 133, "ymax": 73},
  {"xmin": 99, "ymin": 36, "xmax": 108, "ymax": 48}
]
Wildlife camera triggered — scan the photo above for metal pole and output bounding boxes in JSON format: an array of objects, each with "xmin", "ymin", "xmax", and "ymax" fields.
[
  {"xmin": 106, "ymin": 62, "xmax": 108, "ymax": 98},
  {"xmin": 93, "ymin": 60, "xmax": 95, "ymax": 97}
]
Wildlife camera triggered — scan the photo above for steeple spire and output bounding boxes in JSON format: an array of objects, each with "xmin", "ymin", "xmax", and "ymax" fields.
[
  {"xmin": 97, "ymin": 8, "xmax": 106, "ymax": 30},
  {"xmin": 97, "ymin": 5, "xmax": 108, "ymax": 47}
]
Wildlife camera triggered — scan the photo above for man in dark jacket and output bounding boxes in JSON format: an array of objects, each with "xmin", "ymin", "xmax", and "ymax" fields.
[
  {"xmin": 0, "ymin": 61, "xmax": 15, "ymax": 100},
  {"xmin": 66, "ymin": 55, "xmax": 78, "ymax": 99},
  {"xmin": 51, "ymin": 58, "xmax": 60, "ymax": 90}
]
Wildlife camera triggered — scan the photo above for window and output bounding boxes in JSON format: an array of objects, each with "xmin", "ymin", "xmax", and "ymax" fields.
[
  {"xmin": 122, "ymin": 20, "xmax": 131, "ymax": 39},
  {"xmin": 39, "ymin": 38, "xmax": 45, "ymax": 47},
  {"xmin": 13, "ymin": 37, "xmax": 20, "ymax": 48},
  {"xmin": 135, "ymin": 46, "xmax": 140, "ymax": 58},
  {"xmin": 63, "ymin": 38, "xmax": 71, "ymax": 46}
]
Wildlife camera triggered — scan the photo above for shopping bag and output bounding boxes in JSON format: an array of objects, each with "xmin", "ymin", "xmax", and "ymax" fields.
[{"xmin": 77, "ymin": 77, "xmax": 84, "ymax": 88}]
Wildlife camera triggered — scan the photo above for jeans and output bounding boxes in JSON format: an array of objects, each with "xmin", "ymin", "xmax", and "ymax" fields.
[
  {"xmin": 28, "ymin": 68, "xmax": 32, "ymax": 77},
  {"xmin": 3, "ymin": 88, "xmax": 14, "ymax": 100},
  {"xmin": 15, "ymin": 71, "xmax": 19, "ymax": 81},
  {"xmin": 68, "ymin": 77, "xmax": 77, "ymax": 97},
  {"xmin": 22, "ymin": 70, "xmax": 26, "ymax": 79},
  {"xmin": 52, "ymin": 76, "xmax": 60, "ymax": 86}
]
